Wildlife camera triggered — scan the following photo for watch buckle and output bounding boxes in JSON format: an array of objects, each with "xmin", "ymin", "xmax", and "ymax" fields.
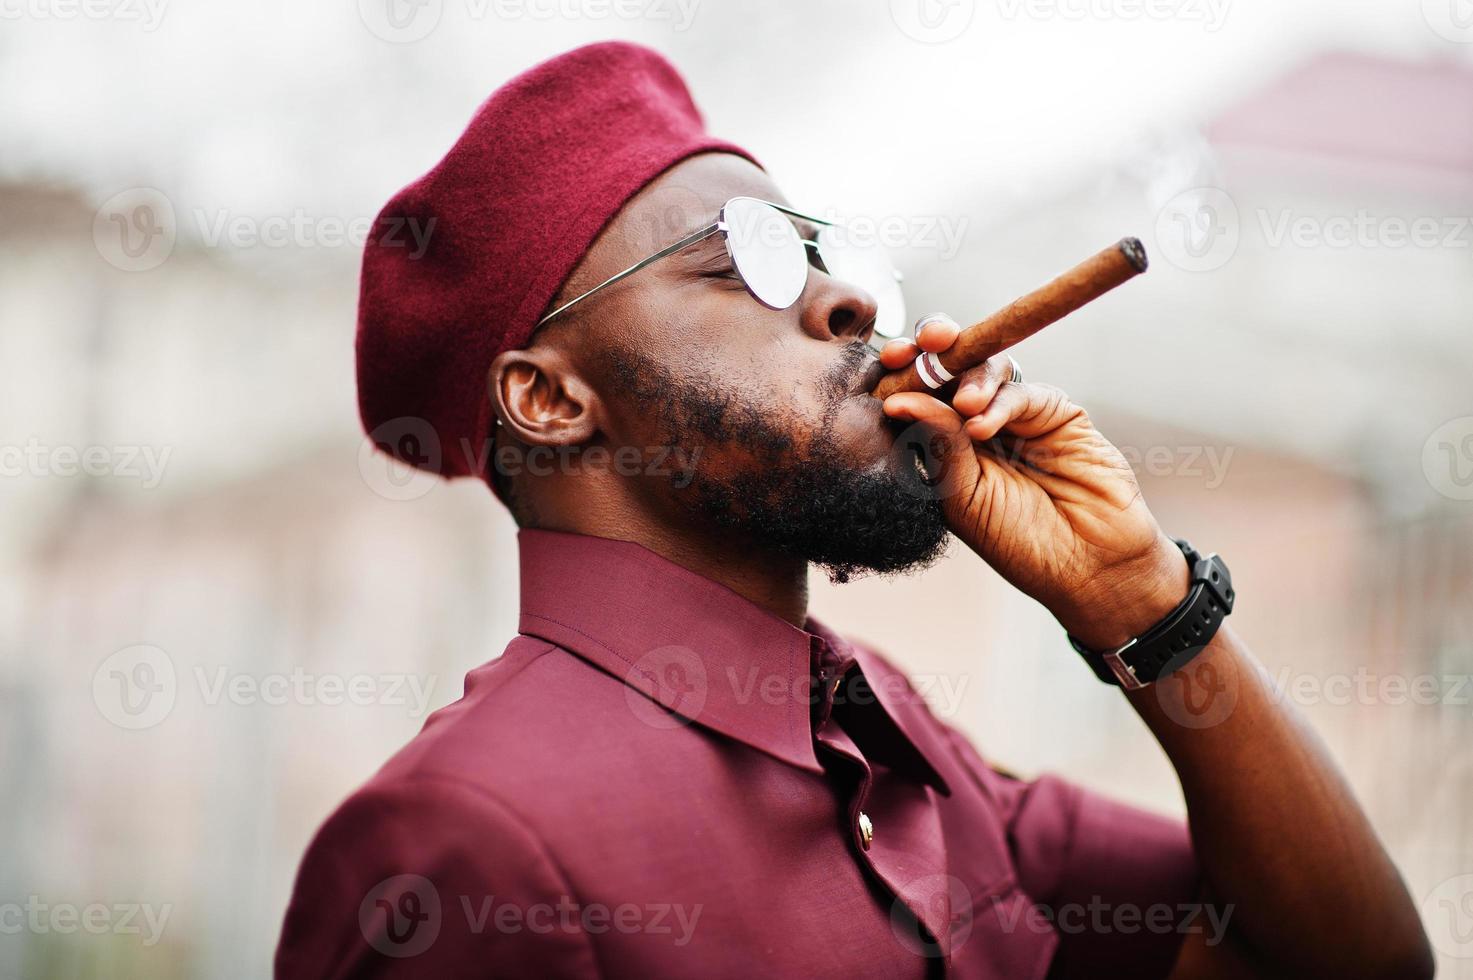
[{"xmin": 1102, "ymin": 638, "xmax": 1147, "ymax": 690}]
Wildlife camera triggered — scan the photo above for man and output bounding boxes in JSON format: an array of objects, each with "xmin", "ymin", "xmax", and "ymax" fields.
[{"xmin": 277, "ymin": 41, "xmax": 1431, "ymax": 978}]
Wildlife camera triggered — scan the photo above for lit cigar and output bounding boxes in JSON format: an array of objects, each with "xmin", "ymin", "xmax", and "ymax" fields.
[{"xmin": 871, "ymin": 237, "xmax": 1149, "ymax": 400}]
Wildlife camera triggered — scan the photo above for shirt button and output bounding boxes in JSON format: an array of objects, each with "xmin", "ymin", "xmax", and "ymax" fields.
[{"xmin": 857, "ymin": 811, "xmax": 874, "ymax": 850}]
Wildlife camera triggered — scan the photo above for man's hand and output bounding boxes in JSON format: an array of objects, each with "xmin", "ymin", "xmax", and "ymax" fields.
[{"xmin": 877, "ymin": 314, "xmax": 1188, "ymax": 649}]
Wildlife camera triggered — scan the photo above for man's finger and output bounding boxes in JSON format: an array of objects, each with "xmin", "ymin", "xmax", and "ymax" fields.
[
  {"xmin": 962, "ymin": 381, "xmax": 1077, "ymax": 443},
  {"xmin": 952, "ymin": 353, "xmax": 1013, "ymax": 418},
  {"xmin": 914, "ymin": 313, "xmax": 961, "ymax": 354},
  {"xmin": 878, "ymin": 337, "xmax": 919, "ymax": 370},
  {"xmin": 882, "ymin": 390, "xmax": 964, "ymax": 435}
]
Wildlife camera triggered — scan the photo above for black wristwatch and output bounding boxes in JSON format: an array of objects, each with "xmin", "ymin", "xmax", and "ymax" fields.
[{"xmin": 1068, "ymin": 539, "xmax": 1234, "ymax": 690}]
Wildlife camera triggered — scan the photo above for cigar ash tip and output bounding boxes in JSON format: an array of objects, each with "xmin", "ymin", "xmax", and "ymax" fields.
[{"xmin": 1119, "ymin": 236, "xmax": 1149, "ymax": 273}]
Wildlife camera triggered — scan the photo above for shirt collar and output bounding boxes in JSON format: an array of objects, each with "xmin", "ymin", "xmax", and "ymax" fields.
[{"xmin": 517, "ymin": 529, "xmax": 949, "ymax": 792}]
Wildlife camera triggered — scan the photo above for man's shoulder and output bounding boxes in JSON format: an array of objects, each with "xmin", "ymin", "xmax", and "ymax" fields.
[
  {"xmin": 327, "ymin": 633, "xmax": 708, "ymax": 836},
  {"xmin": 276, "ymin": 641, "xmax": 604, "ymax": 977},
  {"xmin": 373, "ymin": 636, "xmax": 622, "ymax": 781}
]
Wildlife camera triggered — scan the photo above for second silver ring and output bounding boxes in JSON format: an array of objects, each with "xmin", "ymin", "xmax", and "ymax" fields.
[{"xmin": 1006, "ymin": 355, "xmax": 1024, "ymax": 385}]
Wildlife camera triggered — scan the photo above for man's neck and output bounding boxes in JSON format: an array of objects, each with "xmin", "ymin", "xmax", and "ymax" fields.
[
  {"xmin": 648, "ymin": 532, "xmax": 811, "ymax": 628},
  {"xmin": 534, "ymin": 498, "xmax": 811, "ymax": 627}
]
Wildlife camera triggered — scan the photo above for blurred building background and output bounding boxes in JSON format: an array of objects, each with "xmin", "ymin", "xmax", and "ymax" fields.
[{"xmin": 2, "ymin": 1, "xmax": 1471, "ymax": 976}]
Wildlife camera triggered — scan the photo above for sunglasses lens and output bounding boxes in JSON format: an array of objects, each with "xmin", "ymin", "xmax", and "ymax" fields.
[
  {"xmin": 722, "ymin": 197, "xmax": 808, "ymax": 310},
  {"xmin": 815, "ymin": 227, "xmax": 907, "ymax": 342}
]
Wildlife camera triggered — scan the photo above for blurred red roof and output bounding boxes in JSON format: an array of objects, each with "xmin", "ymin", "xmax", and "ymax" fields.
[{"xmin": 1208, "ymin": 51, "xmax": 1473, "ymax": 174}]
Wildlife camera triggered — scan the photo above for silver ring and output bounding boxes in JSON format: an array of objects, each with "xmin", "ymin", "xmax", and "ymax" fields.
[{"xmin": 1007, "ymin": 355, "xmax": 1024, "ymax": 385}]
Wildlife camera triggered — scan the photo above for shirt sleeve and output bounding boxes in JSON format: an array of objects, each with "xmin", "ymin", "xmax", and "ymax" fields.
[
  {"xmin": 945, "ymin": 730, "xmax": 1201, "ymax": 980},
  {"xmin": 275, "ymin": 774, "xmax": 598, "ymax": 980}
]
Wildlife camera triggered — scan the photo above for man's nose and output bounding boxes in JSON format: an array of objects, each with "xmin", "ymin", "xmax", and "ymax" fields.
[{"xmin": 798, "ymin": 269, "xmax": 879, "ymax": 345}]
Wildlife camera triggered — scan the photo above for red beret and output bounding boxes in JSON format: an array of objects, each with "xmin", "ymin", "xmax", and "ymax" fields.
[{"xmin": 355, "ymin": 41, "xmax": 759, "ymax": 482}]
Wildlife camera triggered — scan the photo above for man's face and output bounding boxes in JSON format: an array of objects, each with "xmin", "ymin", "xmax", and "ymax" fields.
[{"xmin": 550, "ymin": 153, "xmax": 949, "ymax": 581}]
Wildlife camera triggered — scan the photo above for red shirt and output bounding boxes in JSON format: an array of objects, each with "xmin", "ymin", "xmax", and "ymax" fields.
[{"xmin": 277, "ymin": 529, "xmax": 1198, "ymax": 978}]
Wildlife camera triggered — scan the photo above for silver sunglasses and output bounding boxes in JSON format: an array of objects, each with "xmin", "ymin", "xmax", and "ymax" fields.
[{"xmin": 538, "ymin": 196, "xmax": 906, "ymax": 344}]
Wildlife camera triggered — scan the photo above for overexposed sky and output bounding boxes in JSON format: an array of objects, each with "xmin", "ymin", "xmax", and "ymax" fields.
[{"xmin": 3, "ymin": 0, "xmax": 1468, "ymax": 225}]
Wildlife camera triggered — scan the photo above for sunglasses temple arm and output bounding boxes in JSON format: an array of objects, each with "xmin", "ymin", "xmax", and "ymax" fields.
[
  {"xmin": 759, "ymin": 200, "xmax": 838, "ymax": 229},
  {"xmin": 537, "ymin": 223, "xmax": 722, "ymax": 327}
]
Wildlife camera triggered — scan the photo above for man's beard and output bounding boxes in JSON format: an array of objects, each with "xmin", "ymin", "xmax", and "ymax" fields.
[{"xmin": 609, "ymin": 344, "xmax": 951, "ymax": 584}]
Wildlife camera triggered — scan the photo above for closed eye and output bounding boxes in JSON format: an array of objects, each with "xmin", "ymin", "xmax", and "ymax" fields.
[
  {"xmin": 679, "ymin": 235, "xmax": 741, "ymax": 278},
  {"xmin": 692, "ymin": 259, "xmax": 741, "ymax": 280},
  {"xmin": 685, "ymin": 246, "xmax": 742, "ymax": 280}
]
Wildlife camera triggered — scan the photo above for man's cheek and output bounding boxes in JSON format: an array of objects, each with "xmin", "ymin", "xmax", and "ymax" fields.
[{"xmin": 664, "ymin": 446, "xmax": 702, "ymax": 489}]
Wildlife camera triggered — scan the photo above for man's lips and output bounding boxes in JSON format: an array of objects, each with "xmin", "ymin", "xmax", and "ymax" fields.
[
  {"xmin": 857, "ymin": 356, "xmax": 887, "ymax": 398},
  {"xmin": 849, "ymin": 357, "xmax": 902, "ymax": 438}
]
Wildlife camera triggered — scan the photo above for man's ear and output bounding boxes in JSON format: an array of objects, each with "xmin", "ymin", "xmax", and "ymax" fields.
[{"xmin": 487, "ymin": 347, "xmax": 602, "ymax": 447}]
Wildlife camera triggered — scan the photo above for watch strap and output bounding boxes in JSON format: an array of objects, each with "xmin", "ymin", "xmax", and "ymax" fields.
[{"xmin": 1069, "ymin": 539, "xmax": 1234, "ymax": 689}]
